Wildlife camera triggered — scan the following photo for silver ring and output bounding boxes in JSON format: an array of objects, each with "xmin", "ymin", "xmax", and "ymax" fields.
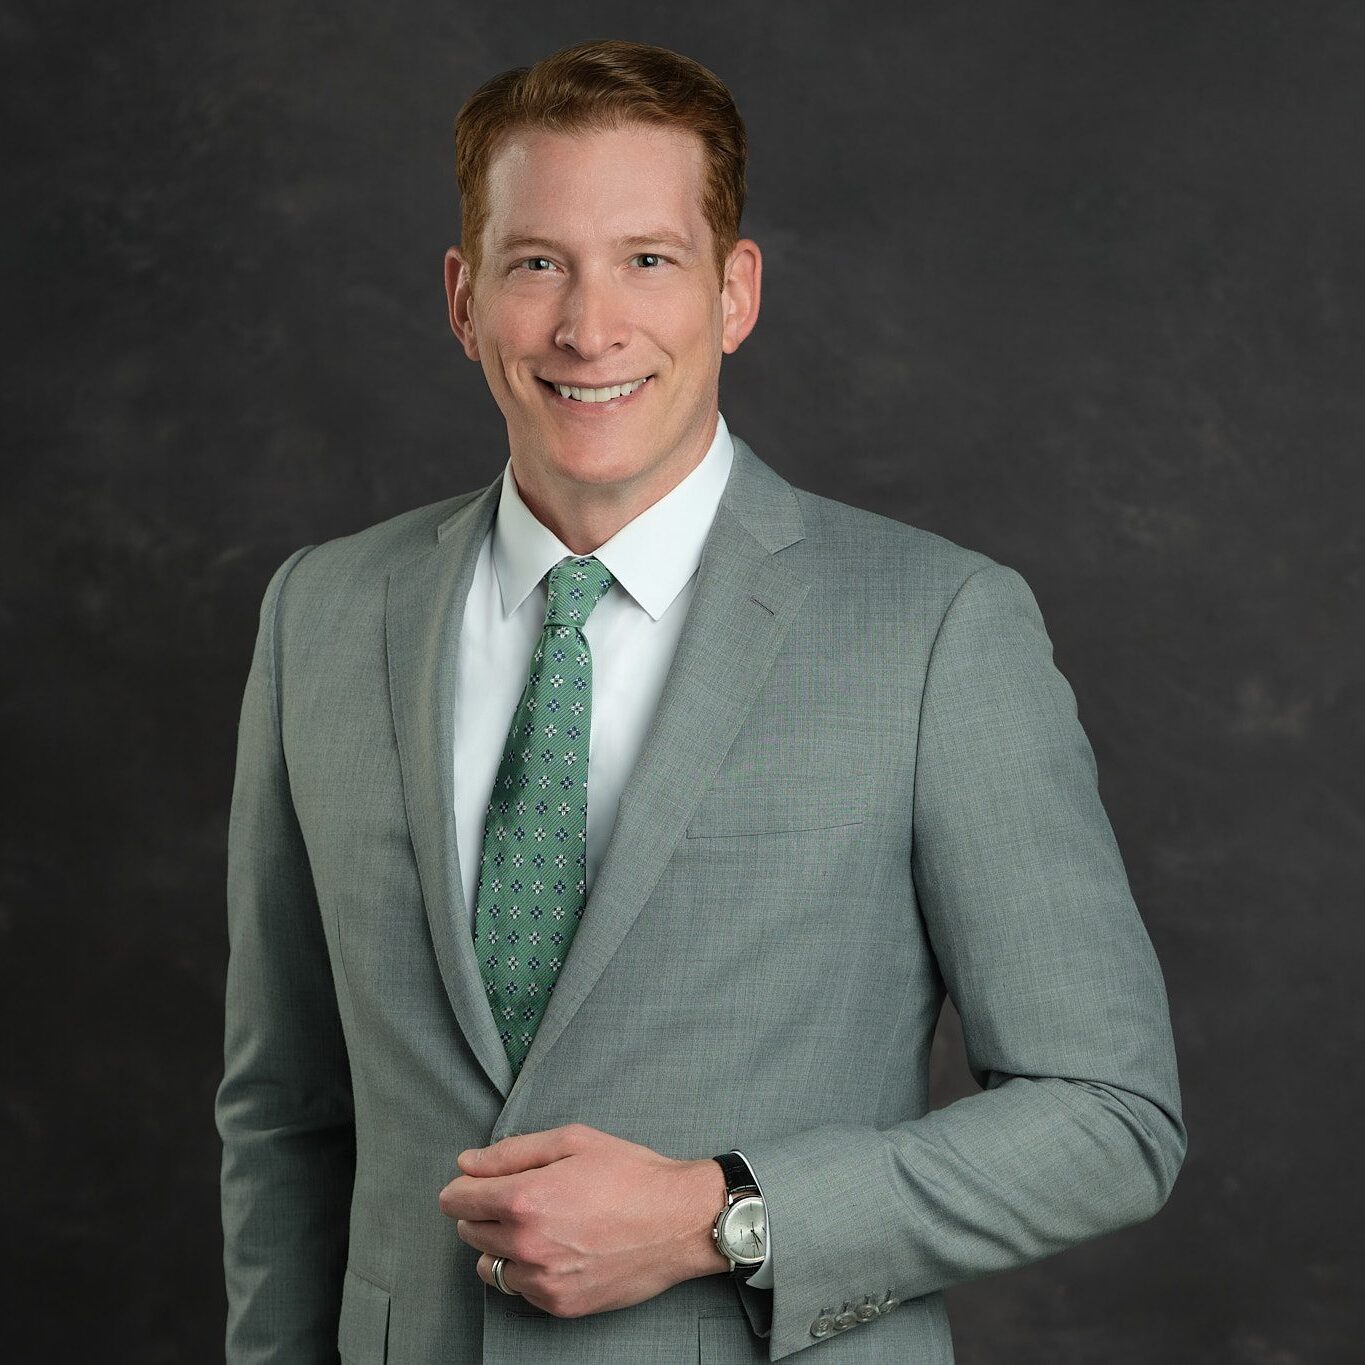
[{"xmin": 490, "ymin": 1255, "xmax": 518, "ymax": 1296}]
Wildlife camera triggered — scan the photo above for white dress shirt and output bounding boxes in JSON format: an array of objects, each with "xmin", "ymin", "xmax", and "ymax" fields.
[{"xmin": 450, "ymin": 408, "xmax": 774, "ymax": 1290}]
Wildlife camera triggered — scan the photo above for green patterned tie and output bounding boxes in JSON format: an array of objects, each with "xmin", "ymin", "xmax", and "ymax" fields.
[{"xmin": 473, "ymin": 554, "xmax": 616, "ymax": 1074}]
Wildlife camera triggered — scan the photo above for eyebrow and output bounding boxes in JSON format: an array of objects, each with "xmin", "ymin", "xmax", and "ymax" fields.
[{"xmin": 494, "ymin": 229, "xmax": 698, "ymax": 257}]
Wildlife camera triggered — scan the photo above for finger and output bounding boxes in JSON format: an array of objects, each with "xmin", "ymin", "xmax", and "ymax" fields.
[
  {"xmin": 455, "ymin": 1217, "xmax": 517, "ymax": 1258},
  {"xmin": 458, "ymin": 1123, "xmax": 586, "ymax": 1176},
  {"xmin": 438, "ymin": 1171, "xmax": 521, "ymax": 1220},
  {"xmin": 476, "ymin": 1252, "xmax": 522, "ymax": 1295}
]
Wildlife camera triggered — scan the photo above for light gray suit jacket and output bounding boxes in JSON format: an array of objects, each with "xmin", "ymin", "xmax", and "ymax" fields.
[{"xmin": 216, "ymin": 435, "xmax": 1186, "ymax": 1363}]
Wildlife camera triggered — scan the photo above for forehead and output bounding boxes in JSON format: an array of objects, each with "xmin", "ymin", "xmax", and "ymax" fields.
[{"xmin": 482, "ymin": 122, "xmax": 709, "ymax": 241}]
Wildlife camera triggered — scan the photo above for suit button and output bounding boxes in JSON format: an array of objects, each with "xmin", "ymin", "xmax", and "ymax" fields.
[
  {"xmin": 810, "ymin": 1311, "xmax": 836, "ymax": 1339},
  {"xmin": 855, "ymin": 1297, "xmax": 879, "ymax": 1322},
  {"xmin": 834, "ymin": 1303, "xmax": 858, "ymax": 1331},
  {"xmin": 878, "ymin": 1295, "xmax": 901, "ymax": 1315}
]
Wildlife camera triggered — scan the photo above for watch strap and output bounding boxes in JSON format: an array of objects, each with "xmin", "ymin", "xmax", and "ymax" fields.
[{"xmin": 714, "ymin": 1150, "xmax": 760, "ymax": 1200}]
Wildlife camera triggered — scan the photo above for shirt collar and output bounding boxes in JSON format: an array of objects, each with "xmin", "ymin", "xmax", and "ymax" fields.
[{"xmin": 491, "ymin": 410, "xmax": 735, "ymax": 622}]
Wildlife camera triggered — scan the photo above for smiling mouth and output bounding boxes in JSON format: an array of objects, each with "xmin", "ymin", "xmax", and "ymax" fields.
[{"xmin": 538, "ymin": 375, "xmax": 653, "ymax": 404}]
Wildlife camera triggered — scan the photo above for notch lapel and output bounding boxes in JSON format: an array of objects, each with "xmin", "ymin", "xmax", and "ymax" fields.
[
  {"xmin": 511, "ymin": 438, "xmax": 809, "ymax": 1095},
  {"xmin": 385, "ymin": 476, "xmax": 516, "ymax": 1097}
]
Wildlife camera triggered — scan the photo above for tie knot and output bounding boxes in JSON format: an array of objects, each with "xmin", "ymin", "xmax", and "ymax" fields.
[{"xmin": 544, "ymin": 555, "xmax": 615, "ymax": 628}]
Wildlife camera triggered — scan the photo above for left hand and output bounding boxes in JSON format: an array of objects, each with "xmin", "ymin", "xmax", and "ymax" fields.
[{"xmin": 437, "ymin": 1122, "xmax": 730, "ymax": 1318}]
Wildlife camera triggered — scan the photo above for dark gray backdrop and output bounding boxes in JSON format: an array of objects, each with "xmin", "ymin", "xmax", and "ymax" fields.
[{"xmin": 3, "ymin": 1, "xmax": 1361, "ymax": 1361}]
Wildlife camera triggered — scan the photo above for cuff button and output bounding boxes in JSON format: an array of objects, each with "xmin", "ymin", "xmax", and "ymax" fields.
[
  {"xmin": 834, "ymin": 1304, "xmax": 858, "ymax": 1330},
  {"xmin": 855, "ymin": 1296, "xmax": 879, "ymax": 1322},
  {"xmin": 810, "ymin": 1311, "xmax": 836, "ymax": 1339}
]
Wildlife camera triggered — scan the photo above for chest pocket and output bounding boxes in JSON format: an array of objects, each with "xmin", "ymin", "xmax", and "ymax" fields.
[{"xmin": 685, "ymin": 785, "xmax": 867, "ymax": 838}]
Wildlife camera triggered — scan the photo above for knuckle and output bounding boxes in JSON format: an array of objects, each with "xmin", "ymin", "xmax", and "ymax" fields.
[
  {"xmin": 515, "ymin": 1267, "xmax": 549, "ymax": 1305},
  {"xmin": 504, "ymin": 1190, "xmax": 534, "ymax": 1223},
  {"xmin": 535, "ymin": 1271, "xmax": 585, "ymax": 1319},
  {"xmin": 508, "ymin": 1188, "xmax": 550, "ymax": 1226}
]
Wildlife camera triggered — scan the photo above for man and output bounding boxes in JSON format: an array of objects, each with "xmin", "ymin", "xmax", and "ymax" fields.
[{"xmin": 216, "ymin": 38, "xmax": 1186, "ymax": 1365}]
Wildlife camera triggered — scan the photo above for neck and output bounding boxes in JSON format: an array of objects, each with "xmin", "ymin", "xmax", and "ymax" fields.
[{"xmin": 510, "ymin": 414, "xmax": 718, "ymax": 555}]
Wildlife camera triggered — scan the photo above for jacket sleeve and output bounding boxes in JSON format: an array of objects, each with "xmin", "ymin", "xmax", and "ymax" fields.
[
  {"xmin": 215, "ymin": 545, "xmax": 356, "ymax": 1364},
  {"xmin": 736, "ymin": 562, "xmax": 1187, "ymax": 1360}
]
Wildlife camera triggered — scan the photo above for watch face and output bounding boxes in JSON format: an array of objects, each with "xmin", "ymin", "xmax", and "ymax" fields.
[{"xmin": 719, "ymin": 1194, "xmax": 766, "ymax": 1265}]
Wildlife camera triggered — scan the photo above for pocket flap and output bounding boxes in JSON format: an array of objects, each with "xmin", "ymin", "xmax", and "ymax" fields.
[{"xmin": 686, "ymin": 786, "xmax": 867, "ymax": 837}]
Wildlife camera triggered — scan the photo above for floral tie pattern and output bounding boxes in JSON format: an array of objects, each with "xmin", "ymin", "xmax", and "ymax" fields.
[{"xmin": 473, "ymin": 555, "xmax": 616, "ymax": 1074}]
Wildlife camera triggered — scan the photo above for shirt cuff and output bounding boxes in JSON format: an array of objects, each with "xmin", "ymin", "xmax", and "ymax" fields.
[{"xmin": 729, "ymin": 1149, "xmax": 773, "ymax": 1289}]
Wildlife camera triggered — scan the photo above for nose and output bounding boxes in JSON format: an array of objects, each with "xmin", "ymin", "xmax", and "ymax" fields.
[{"xmin": 553, "ymin": 270, "xmax": 630, "ymax": 360}]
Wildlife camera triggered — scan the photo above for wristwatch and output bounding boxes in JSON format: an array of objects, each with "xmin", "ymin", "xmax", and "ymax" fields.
[{"xmin": 711, "ymin": 1151, "xmax": 767, "ymax": 1280}]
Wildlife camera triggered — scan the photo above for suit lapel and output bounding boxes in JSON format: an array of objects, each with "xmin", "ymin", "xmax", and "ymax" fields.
[
  {"xmin": 512, "ymin": 437, "xmax": 808, "ymax": 1095},
  {"xmin": 386, "ymin": 475, "xmax": 516, "ymax": 1097}
]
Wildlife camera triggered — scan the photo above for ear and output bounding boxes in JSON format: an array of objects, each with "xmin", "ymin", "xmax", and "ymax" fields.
[
  {"xmin": 445, "ymin": 245, "xmax": 480, "ymax": 361},
  {"xmin": 719, "ymin": 238, "xmax": 762, "ymax": 355}
]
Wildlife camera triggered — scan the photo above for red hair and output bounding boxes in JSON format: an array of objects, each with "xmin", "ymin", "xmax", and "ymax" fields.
[{"xmin": 454, "ymin": 39, "xmax": 747, "ymax": 288}]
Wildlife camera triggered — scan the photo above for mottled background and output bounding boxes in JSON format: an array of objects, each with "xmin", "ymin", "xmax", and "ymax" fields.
[{"xmin": 3, "ymin": 1, "xmax": 1361, "ymax": 1360}]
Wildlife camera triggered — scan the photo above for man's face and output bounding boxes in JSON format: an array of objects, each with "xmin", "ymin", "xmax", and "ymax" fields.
[{"xmin": 445, "ymin": 122, "xmax": 759, "ymax": 510}]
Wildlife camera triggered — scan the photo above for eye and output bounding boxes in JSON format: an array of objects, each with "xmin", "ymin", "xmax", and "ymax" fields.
[
  {"xmin": 517, "ymin": 257, "xmax": 556, "ymax": 272},
  {"xmin": 631, "ymin": 253, "xmax": 665, "ymax": 269}
]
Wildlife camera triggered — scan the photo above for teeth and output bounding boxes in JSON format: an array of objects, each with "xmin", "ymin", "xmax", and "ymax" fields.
[{"xmin": 552, "ymin": 376, "xmax": 649, "ymax": 403}]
